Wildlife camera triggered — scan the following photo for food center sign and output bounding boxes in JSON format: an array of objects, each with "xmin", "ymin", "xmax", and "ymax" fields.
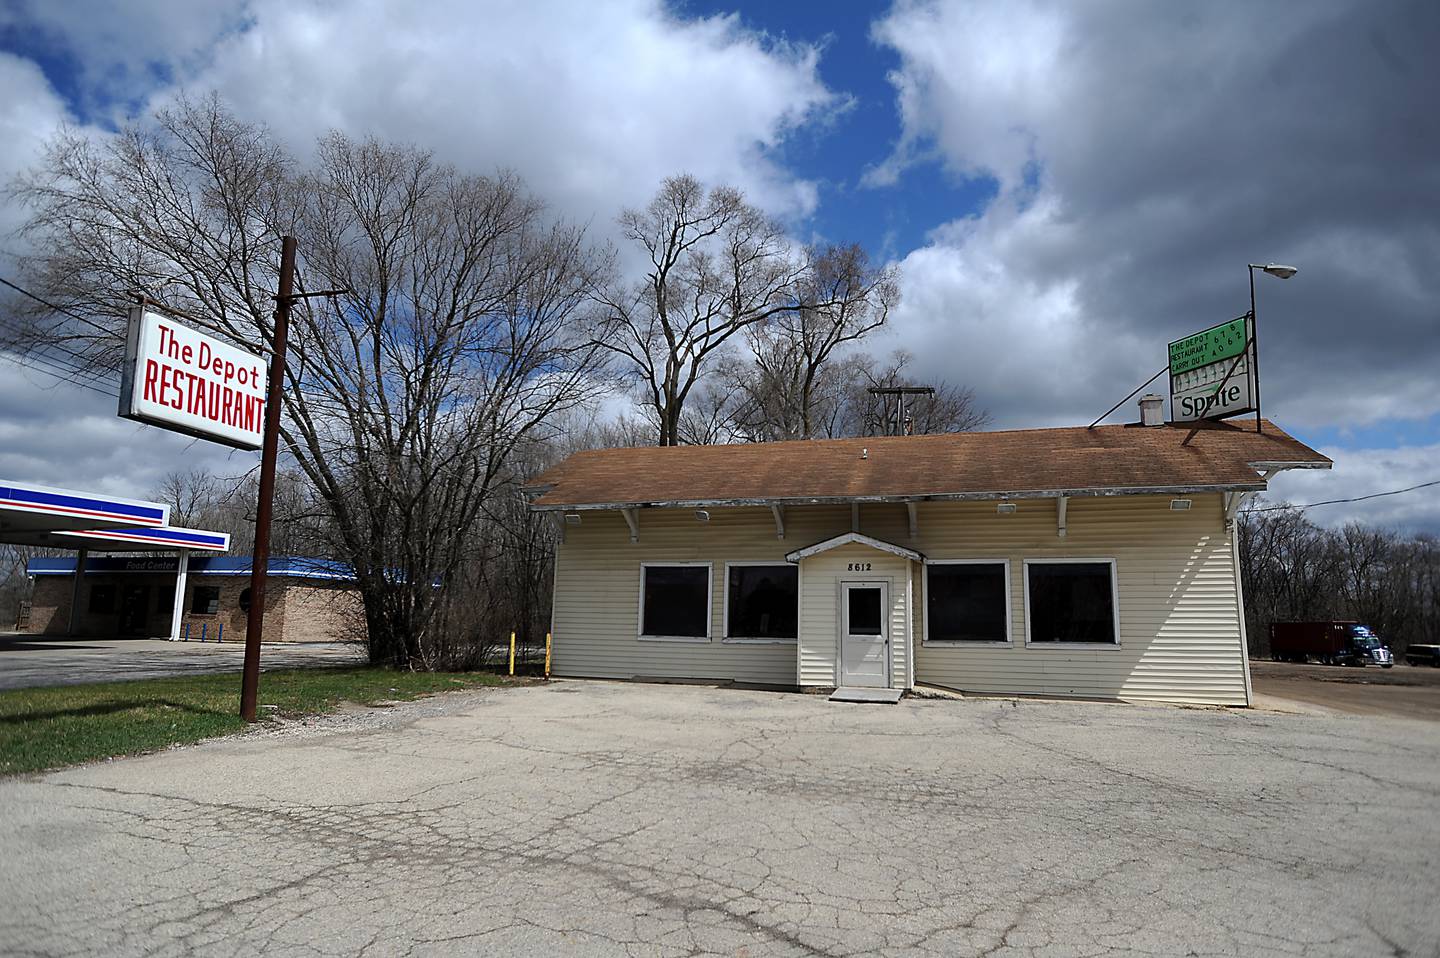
[
  {"xmin": 119, "ymin": 308, "xmax": 267, "ymax": 450},
  {"xmin": 1168, "ymin": 316, "xmax": 1257, "ymax": 423}
]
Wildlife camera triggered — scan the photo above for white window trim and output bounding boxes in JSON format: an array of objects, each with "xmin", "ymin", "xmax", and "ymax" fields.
[
  {"xmin": 721, "ymin": 561, "xmax": 799, "ymax": 645},
  {"xmin": 1022, "ymin": 557, "xmax": 1122, "ymax": 649},
  {"xmin": 922, "ymin": 558, "xmax": 1012, "ymax": 646},
  {"xmin": 638, "ymin": 561, "xmax": 713, "ymax": 643}
]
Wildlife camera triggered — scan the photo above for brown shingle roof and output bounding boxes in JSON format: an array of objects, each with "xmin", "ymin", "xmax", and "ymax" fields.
[{"xmin": 527, "ymin": 419, "xmax": 1330, "ymax": 510}]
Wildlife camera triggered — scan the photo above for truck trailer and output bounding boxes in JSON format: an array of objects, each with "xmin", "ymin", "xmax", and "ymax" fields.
[{"xmin": 1269, "ymin": 621, "xmax": 1394, "ymax": 667}]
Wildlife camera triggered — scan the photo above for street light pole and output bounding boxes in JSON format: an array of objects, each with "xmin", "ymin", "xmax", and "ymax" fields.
[
  {"xmin": 1246, "ymin": 262, "xmax": 1298, "ymax": 435},
  {"xmin": 1248, "ymin": 264, "xmax": 1260, "ymax": 434}
]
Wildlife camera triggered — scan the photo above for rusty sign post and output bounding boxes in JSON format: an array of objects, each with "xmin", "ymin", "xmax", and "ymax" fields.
[{"xmin": 240, "ymin": 235, "xmax": 296, "ymax": 723}]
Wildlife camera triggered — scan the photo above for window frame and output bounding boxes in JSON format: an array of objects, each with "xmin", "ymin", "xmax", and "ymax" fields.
[
  {"xmin": 922, "ymin": 558, "xmax": 1012, "ymax": 647},
  {"xmin": 637, "ymin": 561, "xmax": 713, "ymax": 643},
  {"xmin": 722, "ymin": 561, "xmax": 799, "ymax": 645},
  {"xmin": 1022, "ymin": 558, "xmax": 1121, "ymax": 649},
  {"xmin": 191, "ymin": 585, "xmax": 222, "ymax": 616}
]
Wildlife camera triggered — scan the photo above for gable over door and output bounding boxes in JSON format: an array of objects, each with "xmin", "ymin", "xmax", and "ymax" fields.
[{"xmin": 794, "ymin": 542, "xmax": 913, "ymax": 689}]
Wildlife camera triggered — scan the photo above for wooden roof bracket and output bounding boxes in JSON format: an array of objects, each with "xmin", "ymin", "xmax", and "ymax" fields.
[
  {"xmin": 621, "ymin": 507, "xmax": 640, "ymax": 543},
  {"xmin": 1056, "ymin": 496, "xmax": 1068, "ymax": 538},
  {"xmin": 1226, "ymin": 469, "xmax": 1278, "ymax": 527},
  {"xmin": 906, "ymin": 501, "xmax": 919, "ymax": 540}
]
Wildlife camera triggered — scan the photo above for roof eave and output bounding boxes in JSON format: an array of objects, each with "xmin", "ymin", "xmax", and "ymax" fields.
[
  {"xmin": 530, "ymin": 481, "xmax": 1268, "ymax": 512},
  {"xmin": 1248, "ymin": 459, "xmax": 1332, "ymax": 471}
]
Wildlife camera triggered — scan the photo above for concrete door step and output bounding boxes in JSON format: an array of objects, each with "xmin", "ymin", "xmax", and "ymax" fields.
[{"xmin": 829, "ymin": 687, "xmax": 903, "ymax": 704}]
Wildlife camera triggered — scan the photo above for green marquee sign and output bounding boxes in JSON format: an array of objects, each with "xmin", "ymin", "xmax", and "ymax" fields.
[{"xmin": 1168, "ymin": 316, "xmax": 1248, "ymax": 375}]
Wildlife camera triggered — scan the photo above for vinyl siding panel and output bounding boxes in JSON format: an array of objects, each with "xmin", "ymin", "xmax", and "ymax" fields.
[
  {"xmin": 550, "ymin": 506, "xmax": 850, "ymax": 686},
  {"xmin": 910, "ymin": 495, "xmax": 1248, "ymax": 706},
  {"xmin": 550, "ymin": 493, "xmax": 1248, "ymax": 705}
]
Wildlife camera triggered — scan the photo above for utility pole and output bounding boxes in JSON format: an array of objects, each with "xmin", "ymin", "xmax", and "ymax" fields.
[
  {"xmin": 867, "ymin": 385, "xmax": 934, "ymax": 436},
  {"xmin": 239, "ymin": 238, "xmax": 349, "ymax": 722},
  {"xmin": 240, "ymin": 235, "xmax": 295, "ymax": 722}
]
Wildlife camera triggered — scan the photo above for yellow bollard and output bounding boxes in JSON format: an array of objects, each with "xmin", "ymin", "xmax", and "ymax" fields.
[
  {"xmin": 544, "ymin": 632, "xmax": 552, "ymax": 679},
  {"xmin": 508, "ymin": 631, "xmax": 516, "ymax": 676}
]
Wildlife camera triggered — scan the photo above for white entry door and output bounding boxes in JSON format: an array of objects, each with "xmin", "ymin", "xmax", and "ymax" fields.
[{"xmin": 840, "ymin": 581, "xmax": 889, "ymax": 688}]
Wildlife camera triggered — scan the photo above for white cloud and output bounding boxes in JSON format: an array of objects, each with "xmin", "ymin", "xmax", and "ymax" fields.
[
  {"xmin": 870, "ymin": 0, "xmax": 1440, "ymax": 457},
  {"xmin": 1262, "ymin": 444, "xmax": 1440, "ymax": 534},
  {"xmin": 0, "ymin": 53, "xmax": 70, "ymax": 263},
  {"xmin": 147, "ymin": 0, "xmax": 836, "ymax": 226}
]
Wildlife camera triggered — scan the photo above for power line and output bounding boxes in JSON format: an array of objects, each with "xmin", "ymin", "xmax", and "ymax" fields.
[
  {"xmin": 1245, "ymin": 478, "xmax": 1440, "ymax": 514},
  {"xmin": 0, "ymin": 275, "xmax": 115, "ymax": 333},
  {"xmin": 0, "ymin": 275, "xmax": 126, "ymax": 397},
  {"xmin": 0, "ymin": 350, "xmax": 118, "ymax": 398},
  {"xmin": 0, "ymin": 324, "xmax": 122, "ymax": 395}
]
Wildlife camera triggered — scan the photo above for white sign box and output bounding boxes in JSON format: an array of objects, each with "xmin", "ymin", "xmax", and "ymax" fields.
[
  {"xmin": 119, "ymin": 308, "xmax": 267, "ymax": 450},
  {"xmin": 1171, "ymin": 351, "xmax": 1255, "ymax": 423}
]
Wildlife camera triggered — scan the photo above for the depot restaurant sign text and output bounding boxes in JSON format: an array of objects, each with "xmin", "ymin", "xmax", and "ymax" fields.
[
  {"xmin": 119, "ymin": 309, "xmax": 267, "ymax": 450},
  {"xmin": 1168, "ymin": 316, "xmax": 1256, "ymax": 423}
]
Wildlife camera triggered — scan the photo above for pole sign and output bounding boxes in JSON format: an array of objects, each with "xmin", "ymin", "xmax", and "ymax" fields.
[
  {"xmin": 119, "ymin": 308, "xmax": 267, "ymax": 450},
  {"xmin": 1168, "ymin": 316, "xmax": 1257, "ymax": 423}
]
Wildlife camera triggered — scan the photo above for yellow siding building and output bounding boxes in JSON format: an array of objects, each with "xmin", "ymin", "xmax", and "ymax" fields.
[{"xmin": 531, "ymin": 419, "xmax": 1329, "ymax": 706}]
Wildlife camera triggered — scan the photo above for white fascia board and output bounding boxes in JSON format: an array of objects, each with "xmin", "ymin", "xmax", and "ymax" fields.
[
  {"xmin": 784, "ymin": 532, "xmax": 924, "ymax": 564},
  {"xmin": 529, "ymin": 482, "xmax": 1266, "ymax": 513}
]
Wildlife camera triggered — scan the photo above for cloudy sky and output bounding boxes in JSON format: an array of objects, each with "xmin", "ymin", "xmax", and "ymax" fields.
[{"xmin": 0, "ymin": 0, "xmax": 1435, "ymax": 532}]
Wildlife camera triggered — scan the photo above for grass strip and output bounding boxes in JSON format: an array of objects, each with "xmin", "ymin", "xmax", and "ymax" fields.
[{"xmin": 0, "ymin": 667, "xmax": 509, "ymax": 776}]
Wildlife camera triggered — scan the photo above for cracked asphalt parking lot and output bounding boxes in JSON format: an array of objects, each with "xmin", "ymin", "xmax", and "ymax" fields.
[{"xmin": 2, "ymin": 682, "xmax": 1437, "ymax": 957}]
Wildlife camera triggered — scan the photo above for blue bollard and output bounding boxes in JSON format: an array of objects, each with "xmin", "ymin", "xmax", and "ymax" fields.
[
  {"xmin": 217, "ymin": 623, "xmax": 223, "ymax": 643},
  {"xmin": 200, "ymin": 623, "xmax": 207, "ymax": 643},
  {"xmin": 183, "ymin": 622, "xmax": 190, "ymax": 641}
]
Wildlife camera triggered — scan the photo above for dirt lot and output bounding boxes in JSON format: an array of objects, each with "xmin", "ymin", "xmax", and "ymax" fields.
[{"xmin": 1250, "ymin": 659, "xmax": 1440, "ymax": 721}]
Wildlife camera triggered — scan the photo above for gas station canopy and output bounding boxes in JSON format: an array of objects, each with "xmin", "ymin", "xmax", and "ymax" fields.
[
  {"xmin": 0, "ymin": 478, "xmax": 229, "ymax": 553},
  {"xmin": 0, "ymin": 479, "xmax": 168, "ymax": 536},
  {"xmin": 3, "ymin": 477, "xmax": 231, "ymax": 640}
]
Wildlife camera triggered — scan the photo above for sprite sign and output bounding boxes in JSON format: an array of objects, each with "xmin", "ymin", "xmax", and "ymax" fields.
[{"xmin": 1168, "ymin": 316, "xmax": 1256, "ymax": 423}]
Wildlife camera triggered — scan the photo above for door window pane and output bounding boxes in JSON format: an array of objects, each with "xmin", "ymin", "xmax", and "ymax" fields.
[
  {"xmin": 88, "ymin": 584, "xmax": 115, "ymax": 614},
  {"xmin": 848, "ymin": 587, "xmax": 882, "ymax": 636},
  {"xmin": 727, "ymin": 565, "xmax": 797, "ymax": 639},
  {"xmin": 1026, "ymin": 562, "xmax": 1117, "ymax": 644},
  {"xmin": 928, "ymin": 563, "xmax": 1007, "ymax": 642},
  {"xmin": 642, "ymin": 565, "xmax": 710, "ymax": 638}
]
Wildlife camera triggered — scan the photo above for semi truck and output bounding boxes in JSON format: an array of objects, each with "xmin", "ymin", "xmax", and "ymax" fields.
[{"xmin": 1269, "ymin": 621, "xmax": 1394, "ymax": 667}]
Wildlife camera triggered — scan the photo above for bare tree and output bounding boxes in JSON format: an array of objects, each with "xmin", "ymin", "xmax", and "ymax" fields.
[
  {"xmin": 1238, "ymin": 505, "xmax": 1440, "ymax": 658},
  {"xmin": 592, "ymin": 175, "xmax": 893, "ymax": 446},
  {"xmin": 733, "ymin": 244, "xmax": 897, "ymax": 441},
  {"xmin": 152, "ymin": 469, "xmax": 220, "ymax": 528},
  {"xmin": 10, "ymin": 97, "xmax": 606, "ymax": 668}
]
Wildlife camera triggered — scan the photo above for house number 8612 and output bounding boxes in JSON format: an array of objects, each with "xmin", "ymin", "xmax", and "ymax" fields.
[{"xmin": 847, "ymin": 562, "xmax": 872, "ymax": 571}]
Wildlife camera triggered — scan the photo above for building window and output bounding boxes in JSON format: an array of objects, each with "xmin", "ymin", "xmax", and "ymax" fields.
[
  {"xmin": 640, "ymin": 563, "xmax": 711, "ymax": 640},
  {"xmin": 725, "ymin": 564, "xmax": 798, "ymax": 642},
  {"xmin": 88, "ymin": 584, "xmax": 115, "ymax": 614},
  {"xmin": 926, "ymin": 561, "xmax": 1009, "ymax": 643},
  {"xmin": 1025, "ymin": 560, "xmax": 1119, "ymax": 645},
  {"xmin": 191, "ymin": 586, "xmax": 221, "ymax": 615}
]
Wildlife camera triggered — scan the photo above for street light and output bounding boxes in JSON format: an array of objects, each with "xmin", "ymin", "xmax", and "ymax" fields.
[{"xmin": 1246, "ymin": 262, "xmax": 1298, "ymax": 433}]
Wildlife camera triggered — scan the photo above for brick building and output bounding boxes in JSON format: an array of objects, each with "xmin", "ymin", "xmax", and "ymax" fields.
[{"xmin": 25, "ymin": 556, "xmax": 362, "ymax": 644}]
